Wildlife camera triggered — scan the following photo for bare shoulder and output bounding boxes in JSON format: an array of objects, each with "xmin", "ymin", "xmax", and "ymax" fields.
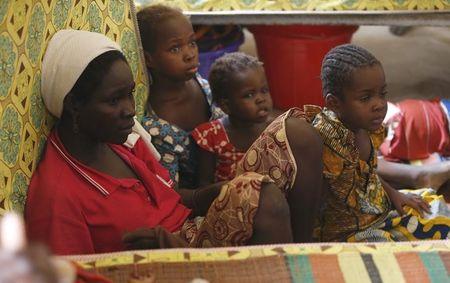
[{"xmin": 285, "ymin": 117, "xmax": 323, "ymax": 150}]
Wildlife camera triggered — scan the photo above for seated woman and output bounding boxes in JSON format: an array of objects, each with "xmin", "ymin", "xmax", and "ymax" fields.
[{"xmin": 25, "ymin": 29, "xmax": 320, "ymax": 255}]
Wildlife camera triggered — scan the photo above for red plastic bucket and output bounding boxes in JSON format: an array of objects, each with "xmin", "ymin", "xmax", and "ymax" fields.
[{"xmin": 249, "ymin": 25, "xmax": 358, "ymax": 109}]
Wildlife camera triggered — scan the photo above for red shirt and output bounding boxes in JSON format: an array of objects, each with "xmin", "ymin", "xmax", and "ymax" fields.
[
  {"xmin": 25, "ymin": 130, "xmax": 191, "ymax": 255},
  {"xmin": 192, "ymin": 119, "xmax": 245, "ymax": 182},
  {"xmin": 380, "ymin": 99, "xmax": 450, "ymax": 160}
]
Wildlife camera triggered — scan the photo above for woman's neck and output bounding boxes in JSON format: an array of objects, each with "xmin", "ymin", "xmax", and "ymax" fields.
[{"xmin": 57, "ymin": 121, "xmax": 108, "ymax": 165}]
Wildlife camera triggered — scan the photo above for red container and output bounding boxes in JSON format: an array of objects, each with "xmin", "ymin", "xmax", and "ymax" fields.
[{"xmin": 249, "ymin": 25, "xmax": 358, "ymax": 109}]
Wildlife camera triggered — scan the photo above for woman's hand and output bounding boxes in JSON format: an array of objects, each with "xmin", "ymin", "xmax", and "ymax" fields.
[
  {"xmin": 389, "ymin": 189, "xmax": 431, "ymax": 217},
  {"xmin": 122, "ymin": 227, "xmax": 188, "ymax": 250}
]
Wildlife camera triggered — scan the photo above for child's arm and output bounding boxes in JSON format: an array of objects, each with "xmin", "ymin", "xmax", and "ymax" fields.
[
  {"xmin": 191, "ymin": 121, "xmax": 222, "ymax": 186},
  {"xmin": 197, "ymin": 147, "xmax": 217, "ymax": 186},
  {"xmin": 175, "ymin": 181, "xmax": 226, "ymax": 217},
  {"xmin": 378, "ymin": 175, "xmax": 431, "ymax": 217}
]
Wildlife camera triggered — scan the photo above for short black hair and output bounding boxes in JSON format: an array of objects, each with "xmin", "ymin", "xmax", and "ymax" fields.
[
  {"xmin": 69, "ymin": 50, "xmax": 127, "ymax": 105},
  {"xmin": 137, "ymin": 4, "xmax": 186, "ymax": 53},
  {"xmin": 321, "ymin": 44, "xmax": 380, "ymax": 100},
  {"xmin": 208, "ymin": 52, "xmax": 263, "ymax": 103}
]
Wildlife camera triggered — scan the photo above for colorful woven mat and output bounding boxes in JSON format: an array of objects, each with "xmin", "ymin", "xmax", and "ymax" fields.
[
  {"xmin": 134, "ymin": 0, "xmax": 450, "ymax": 11},
  {"xmin": 0, "ymin": 0, "xmax": 148, "ymax": 216},
  {"xmin": 65, "ymin": 240, "xmax": 450, "ymax": 282}
]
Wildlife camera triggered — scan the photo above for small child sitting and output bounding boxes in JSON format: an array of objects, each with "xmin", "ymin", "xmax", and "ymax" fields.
[
  {"xmin": 192, "ymin": 52, "xmax": 280, "ymax": 185},
  {"xmin": 310, "ymin": 44, "xmax": 450, "ymax": 242}
]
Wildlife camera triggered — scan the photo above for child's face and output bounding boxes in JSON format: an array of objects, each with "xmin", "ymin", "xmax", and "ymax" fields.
[
  {"xmin": 222, "ymin": 66, "xmax": 273, "ymax": 123},
  {"xmin": 334, "ymin": 64, "xmax": 387, "ymax": 132},
  {"xmin": 147, "ymin": 16, "xmax": 199, "ymax": 81}
]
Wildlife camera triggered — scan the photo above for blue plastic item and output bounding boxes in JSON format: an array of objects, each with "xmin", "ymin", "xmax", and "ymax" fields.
[{"xmin": 198, "ymin": 37, "xmax": 244, "ymax": 79}]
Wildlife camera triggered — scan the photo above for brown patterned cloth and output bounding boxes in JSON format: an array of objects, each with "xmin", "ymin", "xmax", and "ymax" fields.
[
  {"xmin": 185, "ymin": 172, "xmax": 272, "ymax": 247},
  {"xmin": 236, "ymin": 108, "xmax": 307, "ymax": 193}
]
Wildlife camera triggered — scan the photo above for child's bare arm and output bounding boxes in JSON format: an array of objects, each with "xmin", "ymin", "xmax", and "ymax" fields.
[
  {"xmin": 379, "ymin": 175, "xmax": 430, "ymax": 217},
  {"xmin": 197, "ymin": 147, "xmax": 217, "ymax": 186}
]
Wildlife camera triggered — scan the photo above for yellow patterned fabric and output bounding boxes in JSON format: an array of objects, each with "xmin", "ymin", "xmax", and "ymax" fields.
[
  {"xmin": 348, "ymin": 188, "xmax": 450, "ymax": 242},
  {"xmin": 312, "ymin": 108, "xmax": 450, "ymax": 242},
  {"xmin": 0, "ymin": 0, "xmax": 148, "ymax": 215},
  {"xmin": 135, "ymin": 0, "xmax": 450, "ymax": 11},
  {"xmin": 311, "ymin": 107, "xmax": 391, "ymax": 242}
]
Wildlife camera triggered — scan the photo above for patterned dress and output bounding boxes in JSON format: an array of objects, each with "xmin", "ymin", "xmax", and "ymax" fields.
[
  {"xmin": 312, "ymin": 107, "xmax": 450, "ymax": 242},
  {"xmin": 192, "ymin": 118, "xmax": 245, "ymax": 182},
  {"xmin": 236, "ymin": 108, "xmax": 306, "ymax": 193},
  {"xmin": 312, "ymin": 108, "xmax": 391, "ymax": 241},
  {"xmin": 186, "ymin": 172, "xmax": 272, "ymax": 247},
  {"xmin": 237, "ymin": 106, "xmax": 450, "ymax": 242},
  {"xmin": 142, "ymin": 74, "xmax": 225, "ymax": 188}
]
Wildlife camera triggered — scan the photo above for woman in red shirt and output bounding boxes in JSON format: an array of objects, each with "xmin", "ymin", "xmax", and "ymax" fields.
[{"xmin": 25, "ymin": 29, "xmax": 296, "ymax": 255}]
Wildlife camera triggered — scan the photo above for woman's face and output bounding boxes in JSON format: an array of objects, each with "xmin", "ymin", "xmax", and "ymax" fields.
[{"xmin": 77, "ymin": 59, "xmax": 136, "ymax": 144}]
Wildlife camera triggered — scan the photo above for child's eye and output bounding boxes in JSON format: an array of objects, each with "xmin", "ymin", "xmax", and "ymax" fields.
[
  {"xmin": 380, "ymin": 91, "xmax": 388, "ymax": 97},
  {"xmin": 170, "ymin": 46, "xmax": 181, "ymax": 53},
  {"xmin": 261, "ymin": 86, "xmax": 269, "ymax": 94},
  {"xmin": 109, "ymin": 97, "xmax": 119, "ymax": 105},
  {"xmin": 359, "ymin": 96, "xmax": 370, "ymax": 102},
  {"xmin": 244, "ymin": 92, "xmax": 255, "ymax": 98},
  {"xmin": 189, "ymin": 40, "xmax": 197, "ymax": 47}
]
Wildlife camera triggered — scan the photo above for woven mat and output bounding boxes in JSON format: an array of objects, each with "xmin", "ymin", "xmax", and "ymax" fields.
[{"xmin": 65, "ymin": 240, "xmax": 450, "ymax": 283}]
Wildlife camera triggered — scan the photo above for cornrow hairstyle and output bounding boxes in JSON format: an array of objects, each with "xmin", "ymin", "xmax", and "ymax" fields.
[
  {"xmin": 321, "ymin": 44, "xmax": 380, "ymax": 100},
  {"xmin": 137, "ymin": 5, "xmax": 186, "ymax": 53},
  {"xmin": 208, "ymin": 52, "xmax": 263, "ymax": 103}
]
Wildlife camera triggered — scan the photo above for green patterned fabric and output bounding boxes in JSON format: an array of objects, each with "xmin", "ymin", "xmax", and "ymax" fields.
[{"xmin": 0, "ymin": 0, "xmax": 148, "ymax": 215}]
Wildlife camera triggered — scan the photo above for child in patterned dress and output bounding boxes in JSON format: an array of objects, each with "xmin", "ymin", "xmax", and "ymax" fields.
[
  {"xmin": 137, "ymin": 5, "xmax": 225, "ymax": 189},
  {"xmin": 192, "ymin": 52, "xmax": 281, "ymax": 185},
  {"xmin": 310, "ymin": 43, "xmax": 450, "ymax": 242}
]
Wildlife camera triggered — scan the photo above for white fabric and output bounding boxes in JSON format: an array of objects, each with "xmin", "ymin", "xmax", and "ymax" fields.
[
  {"xmin": 41, "ymin": 29, "xmax": 122, "ymax": 118},
  {"xmin": 125, "ymin": 117, "xmax": 161, "ymax": 161}
]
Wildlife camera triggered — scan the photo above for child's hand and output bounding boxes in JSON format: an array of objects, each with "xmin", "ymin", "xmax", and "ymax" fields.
[{"xmin": 390, "ymin": 190, "xmax": 431, "ymax": 217}]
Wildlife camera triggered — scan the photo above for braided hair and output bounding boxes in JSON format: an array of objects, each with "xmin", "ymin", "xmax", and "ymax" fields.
[
  {"xmin": 209, "ymin": 52, "xmax": 263, "ymax": 103},
  {"xmin": 137, "ymin": 5, "xmax": 186, "ymax": 53},
  {"xmin": 321, "ymin": 44, "xmax": 380, "ymax": 100}
]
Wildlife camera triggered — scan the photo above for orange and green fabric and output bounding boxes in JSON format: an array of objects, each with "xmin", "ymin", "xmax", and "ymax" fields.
[{"xmin": 67, "ymin": 240, "xmax": 450, "ymax": 283}]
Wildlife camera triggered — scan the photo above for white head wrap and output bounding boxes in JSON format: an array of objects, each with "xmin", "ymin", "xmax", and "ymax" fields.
[
  {"xmin": 41, "ymin": 29, "xmax": 122, "ymax": 118},
  {"xmin": 41, "ymin": 29, "xmax": 161, "ymax": 160}
]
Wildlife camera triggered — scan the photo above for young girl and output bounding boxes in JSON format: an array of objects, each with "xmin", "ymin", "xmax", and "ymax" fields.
[
  {"xmin": 310, "ymin": 43, "xmax": 450, "ymax": 242},
  {"xmin": 137, "ymin": 5, "xmax": 225, "ymax": 188},
  {"xmin": 192, "ymin": 52, "xmax": 281, "ymax": 185}
]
